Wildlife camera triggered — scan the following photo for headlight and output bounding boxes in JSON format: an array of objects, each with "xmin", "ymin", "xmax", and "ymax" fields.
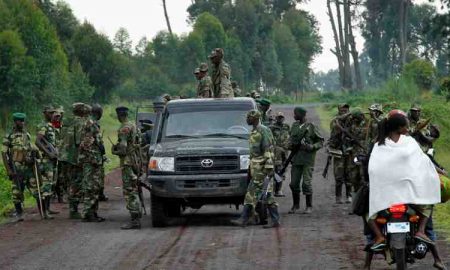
[
  {"xmin": 149, "ymin": 157, "xmax": 175, "ymax": 172},
  {"xmin": 240, "ymin": 155, "xmax": 250, "ymax": 170}
]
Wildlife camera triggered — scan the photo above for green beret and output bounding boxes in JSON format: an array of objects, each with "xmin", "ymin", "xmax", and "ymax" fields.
[
  {"xmin": 13, "ymin": 112, "xmax": 26, "ymax": 121},
  {"xmin": 294, "ymin": 107, "xmax": 307, "ymax": 116},
  {"xmin": 259, "ymin": 98, "xmax": 271, "ymax": 106},
  {"xmin": 115, "ymin": 106, "xmax": 129, "ymax": 114},
  {"xmin": 247, "ymin": 110, "xmax": 261, "ymax": 119}
]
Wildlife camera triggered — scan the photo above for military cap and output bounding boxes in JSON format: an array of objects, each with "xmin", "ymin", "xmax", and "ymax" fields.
[
  {"xmin": 410, "ymin": 103, "xmax": 421, "ymax": 111},
  {"xmin": 259, "ymin": 98, "xmax": 271, "ymax": 106},
  {"xmin": 199, "ymin": 63, "xmax": 208, "ymax": 72},
  {"xmin": 294, "ymin": 107, "xmax": 307, "ymax": 116},
  {"xmin": 115, "ymin": 106, "xmax": 129, "ymax": 114},
  {"xmin": 338, "ymin": 103, "xmax": 350, "ymax": 109},
  {"xmin": 72, "ymin": 102, "xmax": 91, "ymax": 114},
  {"xmin": 13, "ymin": 112, "xmax": 26, "ymax": 121},
  {"xmin": 247, "ymin": 110, "xmax": 261, "ymax": 119},
  {"xmin": 368, "ymin": 103, "xmax": 383, "ymax": 112},
  {"xmin": 208, "ymin": 48, "xmax": 224, "ymax": 58},
  {"xmin": 276, "ymin": 112, "xmax": 285, "ymax": 118},
  {"xmin": 351, "ymin": 107, "xmax": 364, "ymax": 116},
  {"xmin": 193, "ymin": 68, "xmax": 200, "ymax": 74}
]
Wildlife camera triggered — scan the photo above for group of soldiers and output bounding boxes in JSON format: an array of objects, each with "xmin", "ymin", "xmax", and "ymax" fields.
[
  {"xmin": 327, "ymin": 103, "xmax": 441, "ymax": 206},
  {"xmin": 2, "ymin": 103, "xmax": 148, "ymax": 229}
]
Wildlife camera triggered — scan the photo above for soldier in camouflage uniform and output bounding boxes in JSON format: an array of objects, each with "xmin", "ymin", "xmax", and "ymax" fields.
[
  {"xmin": 196, "ymin": 63, "xmax": 213, "ymax": 98},
  {"xmin": 209, "ymin": 48, "xmax": 234, "ymax": 98},
  {"xmin": 328, "ymin": 104, "xmax": 352, "ymax": 204},
  {"xmin": 367, "ymin": 104, "xmax": 384, "ymax": 148},
  {"xmin": 258, "ymin": 98, "xmax": 274, "ymax": 126},
  {"xmin": 407, "ymin": 103, "xmax": 439, "ymax": 154},
  {"xmin": 231, "ymin": 110, "xmax": 280, "ymax": 228},
  {"xmin": 91, "ymin": 104, "xmax": 108, "ymax": 202},
  {"xmin": 270, "ymin": 112, "xmax": 290, "ymax": 197},
  {"xmin": 231, "ymin": 81, "xmax": 242, "ymax": 97},
  {"xmin": 52, "ymin": 107, "xmax": 66, "ymax": 203},
  {"xmin": 79, "ymin": 104, "xmax": 106, "ymax": 222},
  {"xmin": 112, "ymin": 106, "xmax": 142, "ymax": 229},
  {"xmin": 288, "ymin": 107, "xmax": 324, "ymax": 214},
  {"xmin": 35, "ymin": 106, "xmax": 59, "ymax": 217},
  {"xmin": 2, "ymin": 113, "xmax": 39, "ymax": 221}
]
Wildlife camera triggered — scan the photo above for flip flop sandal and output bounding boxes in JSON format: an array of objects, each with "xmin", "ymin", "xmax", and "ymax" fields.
[{"xmin": 415, "ymin": 235, "xmax": 435, "ymax": 245}]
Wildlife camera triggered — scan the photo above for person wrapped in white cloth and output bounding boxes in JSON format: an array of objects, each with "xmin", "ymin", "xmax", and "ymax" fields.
[{"xmin": 367, "ymin": 109, "xmax": 441, "ymax": 251}]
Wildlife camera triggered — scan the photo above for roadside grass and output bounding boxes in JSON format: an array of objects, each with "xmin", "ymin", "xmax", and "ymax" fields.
[{"xmin": 316, "ymin": 93, "xmax": 450, "ymax": 237}]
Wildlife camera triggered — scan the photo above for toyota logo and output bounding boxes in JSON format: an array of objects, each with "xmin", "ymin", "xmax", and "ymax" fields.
[{"xmin": 201, "ymin": 159, "xmax": 214, "ymax": 168}]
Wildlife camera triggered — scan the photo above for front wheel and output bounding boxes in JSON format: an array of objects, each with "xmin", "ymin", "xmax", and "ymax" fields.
[
  {"xmin": 394, "ymin": 248, "xmax": 407, "ymax": 270},
  {"xmin": 151, "ymin": 194, "xmax": 168, "ymax": 227}
]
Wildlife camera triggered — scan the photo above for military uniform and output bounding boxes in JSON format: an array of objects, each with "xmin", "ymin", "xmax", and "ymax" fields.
[
  {"xmin": 367, "ymin": 104, "xmax": 384, "ymax": 148},
  {"xmin": 346, "ymin": 109, "xmax": 368, "ymax": 192},
  {"xmin": 197, "ymin": 76, "xmax": 213, "ymax": 98},
  {"xmin": 112, "ymin": 106, "xmax": 142, "ymax": 229},
  {"xmin": 2, "ymin": 113, "xmax": 38, "ymax": 220},
  {"xmin": 209, "ymin": 48, "xmax": 233, "ymax": 98},
  {"xmin": 270, "ymin": 113, "xmax": 290, "ymax": 196},
  {"xmin": 407, "ymin": 104, "xmax": 436, "ymax": 154},
  {"xmin": 258, "ymin": 99, "xmax": 274, "ymax": 126},
  {"xmin": 289, "ymin": 107, "xmax": 324, "ymax": 213},
  {"xmin": 36, "ymin": 121, "xmax": 57, "ymax": 198},
  {"xmin": 232, "ymin": 82, "xmax": 242, "ymax": 97}
]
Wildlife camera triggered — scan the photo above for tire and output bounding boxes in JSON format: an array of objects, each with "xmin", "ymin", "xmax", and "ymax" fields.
[
  {"xmin": 167, "ymin": 202, "xmax": 181, "ymax": 217},
  {"xmin": 151, "ymin": 194, "xmax": 168, "ymax": 227},
  {"xmin": 394, "ymin": 248, "xmax": 407, "ymax": 270}
]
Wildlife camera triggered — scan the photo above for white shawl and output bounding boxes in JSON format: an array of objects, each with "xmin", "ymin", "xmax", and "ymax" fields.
[{"xmin": 368, "ymin": 135, "xmax": 440, "ymax": 218}]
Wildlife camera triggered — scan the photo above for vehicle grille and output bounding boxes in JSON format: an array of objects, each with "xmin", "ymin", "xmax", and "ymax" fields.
[
  {"xmin": 176, "ymin": 179, "xmax": 240, "ymax": 189},
  {"xmin": 175, "ymin": 155, "xmax": 239, "ymax": 173}
]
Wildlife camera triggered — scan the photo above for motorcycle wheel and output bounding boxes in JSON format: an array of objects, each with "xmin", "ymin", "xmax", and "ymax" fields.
[{"xmin": 394, "ymin": 248, "xmax": 407, "ymax": 270}]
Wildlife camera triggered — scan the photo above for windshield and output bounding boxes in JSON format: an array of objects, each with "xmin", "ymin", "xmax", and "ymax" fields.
[{"xmin": 161, "ymin": 109, "xmax": 250, "ymax": 141}]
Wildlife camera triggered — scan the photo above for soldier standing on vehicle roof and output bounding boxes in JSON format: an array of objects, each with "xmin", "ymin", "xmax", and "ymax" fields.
[
  {"xmin": 231, "ymin": 81, "xmax": 242, "ymax": 97},
  {"xmin": 270, "ymin": 112, "xmax": 290, "ymax": 197},
  {"xmin": 231, "ymin": 110, "xmax": 280, "ymax": 228},
  {"xmin": 288, "ymin": 107, "xmax": 324, "ymax": 214},
  {"xmin": 209, "ymin": 48, "xmax": 234, "ymax": 98},
  {"xmin": 112, "ymin": 106, "xmax": 143, "ymax": 229},
  {"xmin": 196, "ymin": 63, "xmax": 213, "ymax": 98},
  {"xmin": 328, "ymin": 103, "xmax": 352, "ymax": 204},
  {"xmin": 367, "ymin": 104, "xmax": 384, "ymax": 148},
  {"xmin": 91, "ymin": 104, "xmax": 108, "ymax": 202},
  {"xmin": 2, "ymin": 113, "xmax": 40, "ymax": 222},
  {"xmin": 35, "ymin": 106, "xmax": 59, "ymax": 218}
]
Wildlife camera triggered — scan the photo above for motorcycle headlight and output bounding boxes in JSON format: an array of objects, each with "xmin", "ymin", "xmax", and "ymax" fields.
[
  {"xmin": 149, "ymin": 157, "xmax": 175, "ymax": 172},
  {"xmin": 240, "ymin": 155, "xmax": 250, "ymax": 170}
]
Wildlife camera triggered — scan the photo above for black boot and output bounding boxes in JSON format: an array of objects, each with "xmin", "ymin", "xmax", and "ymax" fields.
[
  {"xmin": 263, "ymin": 205, "xmax": 281, "ymax": 228},
  {"xmin": 14, "ymin": 203, "xmax": 24, "ymax": 222},
  {"xmin": 230, "ymin": 205, "xmax": 252, "ymax": 227},
  {"xmin": 303, "ymin": 194, "xmax": 312, "ymax": 214},
  {"xmin": 98, "ymin": 189, "xmax": 108, "ymax": 202},
  {"xmin": 345, "ymin": 184, "xmax": 353, "ymax": 204},
  {"xmin": 46, "ymin": 197, "xmax": 59, "ymax": 215},
  {"xmin": 41, "ymin": 199, "xmax": 54, "ymax": 220},
  {"xmin": 121, "ymin": 213, "xmax": 141, "ymax": 229},
  {"xmin": 93, "ymin": 212, "xmax": 106, "ymax": 222},
  {"xmin": 69, "ymin": 202, "xmax": 82, "ymax": 219},
  {"xmin": 335, "ymin": 184, "xmax": 344, "ymax": 204},
  {"xmin": 82, "ymin": 212, "xmax": 97, "ymax": 222},
  {"xmin": 255, "ymin": 202, "xmax": 268, "ymax": 225},
  {"xmin": 288, "ymin": 192, "xmax": 300, "ymax": 214}
]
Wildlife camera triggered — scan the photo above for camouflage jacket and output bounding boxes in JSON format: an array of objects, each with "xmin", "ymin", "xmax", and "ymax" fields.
[
  {"xmin": 211, "ymin": 60, "xmax": 233, "ymax": 98},
  {"xmin": 233, "ymin": 86, "xmax": 242, "ymax": 97},
  {"xmin": 408, "ymin": 117, "xmax": 433, "ymax": 153},
  {"xmin": 59, "ymin": 116, "xmax": 86, "ymax": 165},
  {"xmin": 347, "ymin": 120, "xmax": 368, "ymax": 156},
  {"xmin": 36, "ymin": 121, "xmax": 56, "ymax": 159},
  {"xmin": 113, "ymin": 121, "xmax": 141, "ymax": 167},
  {"xmin": 367, "ymin": 114, "xmax": 384, "ymax": 147},
  {"xmin": 2, "ymin": 128, "xmax": 33, "ymax": 164},
  {"xmin": 197, "ymin": 76, "xmax": 213, "ymax": 98},
  {"xmin": 249, "ymin": 124, "xmax": 275, "ymax": 171},
  {"xmin": 290, "ymin": 121, "xmax": 324, "ymax": 166},
  {"xmin": 261, "ymin": 109, "xmax": 274, "ymax": 126},
  {"xmin": 78, "ymin": 118, "xmax": 103, "ymax": 165},
  {"xmin": 270, "ymin": 122, "xmax": 290, "ymax": 165}
]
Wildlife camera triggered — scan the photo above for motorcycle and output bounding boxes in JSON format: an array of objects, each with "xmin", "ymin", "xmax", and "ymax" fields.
[{"xmin": 371, "ymin": 204, "xmax": 430, "ymax": 270}]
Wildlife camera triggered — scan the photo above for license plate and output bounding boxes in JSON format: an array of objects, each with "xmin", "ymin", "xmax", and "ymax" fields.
[{"xmin": 387, "ymin": 222, "xmax": 410, "ymax": 233}]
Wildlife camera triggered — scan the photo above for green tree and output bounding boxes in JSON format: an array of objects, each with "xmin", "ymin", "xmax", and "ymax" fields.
[
  {"xmin": 192, "ymin": 12, "xmax": 226, "ymax": 55},
  {"xmin": 113, "ymin": 27, "xmax": 133, "ymax": 56},
  {"xmin": 402, "ymin": 59, "xmax": 436, "ymax": 91}
]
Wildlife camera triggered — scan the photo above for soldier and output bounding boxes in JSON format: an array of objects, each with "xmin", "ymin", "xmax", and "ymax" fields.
[
  {"xmin": 52, "ymin": 107, "xmax": 66, "ymax": 203},
  {"xmin": 367, "ymin": 104, "xmax": 384, "ymax": 148},
  {"xmin": 66, "ymin": 103, "xmax": 90, "ymax": 219},
  {"xmin": 288, "ymin": 107, "xmax": 324, "ymax": 214},
  {"xmin": 258, "ymin": 98, "xmax": 274, "ymax": 126},
  {"xmin": 139, "ymin": 119, "xmax": 153, "ymax": 166},
  {"xmin": 209, "ymin": 48, "xmax": 234, "ymax": 98},
  {"xmin": 162, "ymin": 94, "xmax": 171, "ymax": 104},
  {"xmin": 78, "ymin": 104, "xmax": 105, "ymax": 222},
  {"xmin": 196, "ymin": 63, "xmax": 213, "ymax": 98},
  {"xmin": 270, "ymin": 112, "xmax": 290, "ymax": 197},
  {"xmin": 112, "ymin": 106, "xmax": 142, "ymax": 229},
  {"xmin": 408, "ymin": 103, "xmax": 439, "ymax": 154},
  {"xmin": 231, "ymin": 81, "xmax": 242, "ymax": 97},
  {"xmin": 35, "ymin": 106, "xmax": 59, "ymax": 217},
  {"xmin": 2, "ymin": 113, "xmax": 39, "ymax": 221},
  {"xmin": 231, "ymin": 110, "xmax": 280, "ymax": 228},
  {"xmin": 91, "ymin": 104, "xmax": 108, "ymax": 202},
  {"xmin": 328, "ymin": 103, "xmax": 352, "ymax": 204}
]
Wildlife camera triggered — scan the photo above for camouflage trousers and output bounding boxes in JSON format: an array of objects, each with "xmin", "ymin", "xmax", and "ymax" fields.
[
  {"xmin": 82, "ymin": 163, "xmax": 101, "ymax": 216},
  {"xmin": 55, "ymin": 161, "xmax": 70, "ymax": 197},
  {"xmin": 333, "ymin": 155, "xmax": 352, "ymax": 193},
  {"xmin": 121, "ymin": 166, "xmax": 141, "ymax": 216},
  {"xmin": 39, "ymin": 159, "xmax": 54, "ymax": 198},
  {"xmin": 347, "ymin": 156, "xmax": 364, "ymax": 192},
  {"xmin": 68, "ymin": 164, "xmax": 83, "ymax": 211},
  {"xmin": 11, "ymin": 162, "xmax": 39, "ymax": 204},
  {"xmin": 290, "ymin": 164, "xmax": 313, "ymax": 195},
  {"xmin": 244, "ymin": 163, "xmax": 277, "ymax": 208}
]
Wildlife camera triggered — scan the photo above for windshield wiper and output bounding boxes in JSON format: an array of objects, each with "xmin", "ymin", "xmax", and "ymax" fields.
[
  {"xmin": 165, "ymin": 135, "xmax": 197, "ymax": 139},
  {"xmin": 201, "ymin": 133, "xmax": 247, "ymax": 139}
]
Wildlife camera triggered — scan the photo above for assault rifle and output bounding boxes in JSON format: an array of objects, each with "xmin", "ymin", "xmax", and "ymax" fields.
[
  {"xmin": 335, "ymin": 121, "xmax": 366, "ymax": 150},
  {"xmin": 322, "ymin": 155, "xmax": 332, "ymax": 179},
  {"xmin": 274, "ymin": 129, "xmax": 309, "ymax": 182}
]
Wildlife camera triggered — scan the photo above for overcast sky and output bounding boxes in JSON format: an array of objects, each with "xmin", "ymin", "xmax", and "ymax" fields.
[{"xmin": 63, "ymin": 0, "xmax": 437, "ymax": 73}]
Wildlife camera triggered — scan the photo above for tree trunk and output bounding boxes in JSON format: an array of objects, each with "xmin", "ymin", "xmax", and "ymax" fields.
[
  {"xmin": 162, "ymin": 0, "xmax": 173, "ymax": 34},
  {"xmin": 345, "ymin": 0, "xmax": 362, "ymax": 90},
  {"xmin": 327, "ymin": 0, "xmax": 345, "ymax": 89},
  {"xmin": 399, "ymin": 0, "xmax": 409, "ymax": 70},
  {"xmin": 336, "ymin": 0, "xmax": 352, "ymax": 90}
]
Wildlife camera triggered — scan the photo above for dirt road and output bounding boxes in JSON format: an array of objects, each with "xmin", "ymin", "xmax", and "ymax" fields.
[{"xmin": 0, "ymin": 105, "xmax": 448, "ymax": 270}]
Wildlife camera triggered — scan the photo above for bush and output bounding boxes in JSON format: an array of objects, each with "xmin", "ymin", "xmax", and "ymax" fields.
[
  {"xmin": 402, "ymin": 59, "xmax": 436, "ymax": 91},
  {"xmin": 438, "ymin": 77, "xmax": 450, "ymax": 96}
]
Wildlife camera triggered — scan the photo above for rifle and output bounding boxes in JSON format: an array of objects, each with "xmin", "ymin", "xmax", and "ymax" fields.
[
  {"xmin": 274, "ymin": 129, "xmax": 309, "ymax": 181},
  {"xmin": 322, "ymin": 154, "xmax": 332, "ymax": 179},
  {"xmin": 335, "ymin": 121, "xmax": 365, "ymax": 149},
  {"xmin": 259, "ymin": 175, "xmax": 273, "ymax": 203}
]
